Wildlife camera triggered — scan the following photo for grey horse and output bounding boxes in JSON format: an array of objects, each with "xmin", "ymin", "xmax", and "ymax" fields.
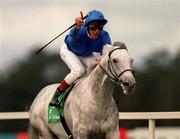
[{"xmin": 29, "ymin": 42, "xmax": 136, "ymax": 139}]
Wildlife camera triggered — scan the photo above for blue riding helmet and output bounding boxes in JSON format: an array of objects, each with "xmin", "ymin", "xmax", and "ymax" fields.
[{"xmin": 85, "ymin": 10, "xmax": 108, "ymax": 26}]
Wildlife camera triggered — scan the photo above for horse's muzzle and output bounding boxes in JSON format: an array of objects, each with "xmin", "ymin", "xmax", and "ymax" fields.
[{"xmin": 120, "ymin": 80, "xmax": 136, "ymax": 95}]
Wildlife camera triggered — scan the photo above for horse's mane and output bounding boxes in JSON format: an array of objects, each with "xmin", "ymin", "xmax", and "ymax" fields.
[
  {"xmin": 86, "ymin": 41, "xmax": 127, "ymax": 74},
  {"xmin": 86, "ymin": 62, "xmax": 98, "ymax": 74}
]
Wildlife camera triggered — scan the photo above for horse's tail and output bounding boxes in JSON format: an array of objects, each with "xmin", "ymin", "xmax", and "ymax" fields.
[{"xmin": 28, "ymin": 124, "xmax": 39, "ymax": 139}]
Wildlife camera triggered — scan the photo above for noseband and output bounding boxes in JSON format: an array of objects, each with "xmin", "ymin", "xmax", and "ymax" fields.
[{"xmin": 99, "ymin": 47, "xmax": 133, "ymax": 84}]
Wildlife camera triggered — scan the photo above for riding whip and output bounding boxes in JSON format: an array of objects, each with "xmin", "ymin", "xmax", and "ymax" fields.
[{"xmin": 35, "ymin": 13, "xmax": 89, "ymax": 55}]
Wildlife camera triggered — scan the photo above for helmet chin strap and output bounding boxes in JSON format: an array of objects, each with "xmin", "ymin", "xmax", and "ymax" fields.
[
  {"xmin": 86, "ymin": 27, "xmax": 94, "ymax": 39},
  {"xmin": 87, "ymin": 31, "xmax": 93, "ymax": 39}
]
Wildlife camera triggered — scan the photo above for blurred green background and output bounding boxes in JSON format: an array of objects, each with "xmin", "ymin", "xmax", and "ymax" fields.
[{"xmin": 0, "ymin": 46, "xmax": 180, "ymax": 132}]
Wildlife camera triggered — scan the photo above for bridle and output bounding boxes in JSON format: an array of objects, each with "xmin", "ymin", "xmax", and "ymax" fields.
[{"xmin": 99, "ymin": 47, "xmax": 134, "ymax": 84}]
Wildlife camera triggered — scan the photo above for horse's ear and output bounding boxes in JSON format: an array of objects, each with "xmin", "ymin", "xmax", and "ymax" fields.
[
  {"xmin": 113, "ymin": 41, "xmax": 127, "ymax": 49},
  {"xmin": 102, "ymin": 44, "xmax": 113, "ymax": 55}
]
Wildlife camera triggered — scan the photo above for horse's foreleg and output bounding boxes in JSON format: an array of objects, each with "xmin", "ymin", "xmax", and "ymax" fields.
[
  {"xmin": 73, "ymin": 130, "xmax": 87, "ymax": 139},
  {"xmin": 73, "ymin": 129, "xmax": 92, "ymax": 139},
  {"xmin": 73, "ymin": 129, "xmax": 103, "ymax": 139}
]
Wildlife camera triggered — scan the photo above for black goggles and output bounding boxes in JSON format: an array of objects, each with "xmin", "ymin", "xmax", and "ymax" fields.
[{"xmin": 88, "ymin": 25, "xmax": 104, "ymax": 31}]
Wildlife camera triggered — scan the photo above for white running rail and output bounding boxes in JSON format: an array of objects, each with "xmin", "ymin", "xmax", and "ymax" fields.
[
  {"xmin": 119, "ymin": 112, "xmax": 180, "ymax": 139},
  {"xmin": 0, "ymin": 111, "xmax": 180, "ymax": 139},
  {"xmin": 0, "ymin": 112, "xmax": 28, "ymax": 120}
]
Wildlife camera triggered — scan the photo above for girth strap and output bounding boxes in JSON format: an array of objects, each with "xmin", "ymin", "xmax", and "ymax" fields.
[{"xmin": 60, "ymin": 115, "xmax": 73, "ymax": 139}]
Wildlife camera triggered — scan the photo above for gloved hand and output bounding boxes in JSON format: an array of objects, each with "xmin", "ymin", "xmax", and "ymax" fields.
[{"xmin": 75, "ymin": 11, "xmax": 84, "ymax": 28}]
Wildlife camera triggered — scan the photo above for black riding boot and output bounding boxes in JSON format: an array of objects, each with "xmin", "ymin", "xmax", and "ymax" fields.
[{"xmin": 49, "ymin": 88, "xmax": 63, "ymax": 106}]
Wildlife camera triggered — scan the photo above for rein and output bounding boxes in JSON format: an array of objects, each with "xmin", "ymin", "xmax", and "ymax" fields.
[{"xmin": 99, "ymin": 47, "xmax": 133, "ymax": 84}]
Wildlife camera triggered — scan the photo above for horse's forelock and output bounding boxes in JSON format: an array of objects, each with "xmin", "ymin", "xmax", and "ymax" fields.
[{"xmin": 102, "ymin": 42, "xmax": 128, "ymax": 56}]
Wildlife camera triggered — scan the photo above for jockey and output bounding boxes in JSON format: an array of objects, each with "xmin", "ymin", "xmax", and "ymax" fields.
[{"xmin": 50, "ymin": 10, "xmax": 112, "ymax": 106}]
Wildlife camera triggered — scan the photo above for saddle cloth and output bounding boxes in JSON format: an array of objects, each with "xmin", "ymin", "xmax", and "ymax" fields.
[{"xmin": 48, "ymin": 84, "xmax": 74, "ymax": 123}]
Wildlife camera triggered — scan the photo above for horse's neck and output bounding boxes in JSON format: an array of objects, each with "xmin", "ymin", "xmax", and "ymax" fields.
[{"xmin": 87, "ymin": 57, "xmax": 115, "ymax": 102}]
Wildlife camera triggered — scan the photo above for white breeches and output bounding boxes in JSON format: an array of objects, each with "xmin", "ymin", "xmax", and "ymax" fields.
[{"xmin": 60, "ymin": 43, "xmax": 101, "ymax": 85}]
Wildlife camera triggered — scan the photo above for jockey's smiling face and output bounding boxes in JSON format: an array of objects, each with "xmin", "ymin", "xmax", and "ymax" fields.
[{"xmin": 88, "ymin": 22, "xmax": 104, "ymax": 39}]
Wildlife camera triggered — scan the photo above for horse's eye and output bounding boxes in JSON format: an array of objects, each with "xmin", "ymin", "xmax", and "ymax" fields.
[{"xmin": 113, "ymin": 59, "xmax": 118, "ymax": 63}]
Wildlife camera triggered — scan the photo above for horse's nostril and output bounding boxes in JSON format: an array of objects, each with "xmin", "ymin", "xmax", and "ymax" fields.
[{"xmin": 123, "ymin": 82, "xmax": 129, "ymax": 86}]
